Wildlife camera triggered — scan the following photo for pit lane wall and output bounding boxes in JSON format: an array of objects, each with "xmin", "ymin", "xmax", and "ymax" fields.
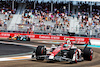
[{"xmin": 0, "ymin": 32, "xmax": 100, "ymax": 45}]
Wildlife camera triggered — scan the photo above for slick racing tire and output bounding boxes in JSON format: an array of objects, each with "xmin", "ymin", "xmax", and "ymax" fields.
[
  {"xmin": 83, "ymin": 48, "xmax": 93, "ymax": 61},
  {"xmin": 27, "ymin": 38, "xmax": 30, "ymax": 41},
  {"xmin": 68, "ymin": 49, "xmax": 79, "ymax": 63},
  {"xmin": 36, "ymin": 46, "xmax": 46, "ymax": 60},
  {"xmin": 8, "ymin": 36, "xmax": 12, "ymax": 40},
  {"xmin": 62, "ymin": 49, "xmax": 79, "ymax": 63}
]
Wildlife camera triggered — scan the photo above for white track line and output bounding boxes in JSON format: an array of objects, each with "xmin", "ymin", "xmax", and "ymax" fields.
[
  {"xmin": 0, "ymin": 55, "xmax": 32, "ymax": 61},
  {"xmin": 0, "ymin": 41, "xmax": 50, "ymax": 61},
  {"xmin": 0, "ymin": 41, "xmax": 38, "ymax": 47}
]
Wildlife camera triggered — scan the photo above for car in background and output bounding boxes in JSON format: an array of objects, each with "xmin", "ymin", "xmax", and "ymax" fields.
[{"xmin": 8, "ymin": 35, "xmax": 30, "ymax": 41}]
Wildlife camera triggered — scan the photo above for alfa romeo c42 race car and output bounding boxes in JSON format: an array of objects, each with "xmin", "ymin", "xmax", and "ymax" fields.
[
  {"xmin": 32, "ymin": 39, "xmax": 93, "ymax": 63},
  {"xmin": 8, "ymin": 34, "xmax": 30, "ymax": 41}
]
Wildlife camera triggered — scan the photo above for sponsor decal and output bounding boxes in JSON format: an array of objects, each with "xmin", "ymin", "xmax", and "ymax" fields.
[
  {"xmin": 39, "ymin": 35, "xmax": 50, "ymax": 39},
  {"xmin": 51, "ymin": 36, "xmax": 60, "ymax": 40},
  {"xmin": 28, "ymin": 35, "xmax": 35, "ymax": 38},
  {"xmin": 0, "ymin": 33, "xmax": 10, "ymax": 37},
  {"xmin": 75, "ymin": 38, "xmax": 85, "ymax": 41}
]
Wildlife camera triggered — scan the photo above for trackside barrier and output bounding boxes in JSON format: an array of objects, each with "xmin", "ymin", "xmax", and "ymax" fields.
[
  {"xmin": 90, "ymin": 39, "xmax": 100, "ymax": 45},
  {"xmin": 0, "ymin": 32, "xmax": 100, "ymax": 45}
]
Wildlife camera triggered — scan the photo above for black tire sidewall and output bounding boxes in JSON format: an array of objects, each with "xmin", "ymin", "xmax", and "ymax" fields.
[{"xmin": 83, "ymin": 48, "xmax": 93, "ymax": 60}]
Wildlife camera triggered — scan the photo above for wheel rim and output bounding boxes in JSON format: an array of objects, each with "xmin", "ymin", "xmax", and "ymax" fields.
[
  {"xmin": 41, "ymin": 48, "xmax": 44, "ymax": 54},
  {"xmin": 90, "ymin": 55, "xmax": 92, "ymax": 60},
  {"xmin": 90, "ymin": 49, "xmax": 93, "ymax": 60}
]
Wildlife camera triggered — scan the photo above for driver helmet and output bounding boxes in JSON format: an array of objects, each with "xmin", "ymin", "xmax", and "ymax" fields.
[
  {"xmin": 66, "ymin": 38, "xmax": 70, "ymax": 40},
  {"xmin": 18, "ymin": 34, "xmax": 20, "ymax": 37},
  {"xmin": 66, "ymin": 38, "xmax": 71, "ymax": 44}
]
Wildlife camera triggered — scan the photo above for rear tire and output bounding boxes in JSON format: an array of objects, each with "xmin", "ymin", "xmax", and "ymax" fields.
[
  {"xmin": 83, "ymin": 48, "xmax": 93, "ymax": 61},
  {"xmin": 28, "ymin": 38, "xmax": 30, "ymax": 41}
]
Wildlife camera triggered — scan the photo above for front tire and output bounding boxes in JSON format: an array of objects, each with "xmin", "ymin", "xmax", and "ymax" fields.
[
  {"xmin": 36, "ymin": 46, "xmax": 46, "ymax": 61},
  {"xmin": 62, "ymin": 49, "xmax": 79, "ymax": 63},
  {"xmin": 69, "ymin": 49, "xmax": 79, "ymax": 63}
]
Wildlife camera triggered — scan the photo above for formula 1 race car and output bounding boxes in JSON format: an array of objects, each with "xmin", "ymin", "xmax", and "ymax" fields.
[
  {"xmin": 32, "ymin": 39, "xmax": 93, "ymax": 63},
  {"xmin": 8, "ymin": 35, "xmax": 30, "ymax": 41}
]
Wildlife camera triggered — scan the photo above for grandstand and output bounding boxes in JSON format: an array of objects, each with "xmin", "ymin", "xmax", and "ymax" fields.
[{"xmin": 0, "ymin": 0, "xmax": 100, "ymax": 38}]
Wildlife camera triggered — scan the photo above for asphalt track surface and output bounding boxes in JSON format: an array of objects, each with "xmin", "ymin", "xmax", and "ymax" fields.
[
  {"xmin": 0, "ymin": 43, "xmax": 33, "ymax": 56},
  {"xmin": 0, "ymin": 39, "xmax": 100, "ymax": 67}
]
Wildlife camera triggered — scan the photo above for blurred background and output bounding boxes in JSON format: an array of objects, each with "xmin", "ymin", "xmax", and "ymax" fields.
[{"xmin": 0, "ymin": 0, "xmax": 100, "ymax": 38}]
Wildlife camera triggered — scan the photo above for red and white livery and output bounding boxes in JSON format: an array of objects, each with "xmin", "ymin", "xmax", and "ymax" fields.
[{"xmin": 32, "ymin": 39, "xmax": 93, "ymax": 63}]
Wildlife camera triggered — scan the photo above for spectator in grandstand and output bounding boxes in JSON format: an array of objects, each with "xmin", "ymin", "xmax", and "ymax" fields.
[
  {"xmin": 72, "ymin": 13, "xmax": 75, "ymax": 19},
  {"xmin": 4, "ymin": 20, "xmax": 7, "ymax": 29},
  {"xmin": 17, "ymin": 1, "xmax": 100, "ymax": 36},
  {"xmin": 5, "ymin": 12, "xmax": 7, "ymax": 17},
  {"xmin": 0, "ymin": 19, "xmax": 2, "ymax": 27}
]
